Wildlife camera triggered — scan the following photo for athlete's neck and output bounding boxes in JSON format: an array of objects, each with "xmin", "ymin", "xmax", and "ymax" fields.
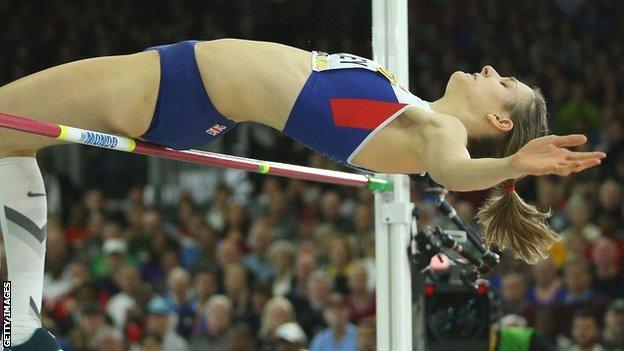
[{"xmin": 429, "ymin": 96, "xmax": 486, "ymax": 139}]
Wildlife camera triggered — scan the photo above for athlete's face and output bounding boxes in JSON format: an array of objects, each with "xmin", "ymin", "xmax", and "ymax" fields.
[{"xmin": 445, "ymin": 66, "xmax": 535, "ymax": 133}]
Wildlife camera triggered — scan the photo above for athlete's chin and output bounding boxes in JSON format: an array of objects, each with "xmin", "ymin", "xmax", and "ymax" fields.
[
  {"xmin": 445, "ymin": 72, "xmax": 471, "ymax": 96},
  {"xmin": 450, "ymin": 71, "xmax": 465, "ymax": 80},
  {"xmin": 449, "ymin": 71, "xmax": 474, "ymax": 86}
]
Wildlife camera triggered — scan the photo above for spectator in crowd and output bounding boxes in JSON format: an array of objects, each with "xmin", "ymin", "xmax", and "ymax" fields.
[
  {"xmin": 67, "ymin": 304, "xmax": 115, "ymax": 351},
  {"xmin": 356, "ymin": 318, "xmax": 376, "ymax": 351},
  {"xmin": 501, "ymin": 271, "xmax": 534, "ymax": 322},
  {"xmin": 310, "ymin": 293, "xmax": 358, "ymax": 351},
  {"xmin": 268, "ymin": 240, "xmax": 297, "ymax": 297},
  {"xmin": 106, "ymin": 265, "xmax": 150, "ymax": 330},
  {"xmin": 188, "ymin": 223, "xmax": 219, "ymax": 274},
  {"xmin": 275, "ymin": 322, "xmax": 309, "ymax": 351},
  {"xmin": 49, "ymin": 261, "xmax": 94, "ymax": 330},
  {"xmin": 243, "ymin": 217, "xmax": 276, "ymax": 283},
  {"xmin": 597, "ymin": 180, "xmax": 624, "ymax": 231},
  {"xmin": 226, "ymin": 323, "xmax": 257, "ymax": 351},
  {"xmin": 350, "ymin": 205, "xmax": 376, "ymax": 290},
  {"xmin": 345, "ymin": 261, "xmax": 375, "ymax": 324},
  {"xmin": 242, "ymin": 282, "xmax": 272, "ymax": 336},
  {"xmin": 560, "ymin": 234, "xmax": 591, "ymax": 267},
  {"xmin": 527, "ymin": 257, "xmax": 565, "ymax": 308},
  {"xmin": 92, "ymin": 328, "xmax": 126, "ymax": 351},
  {"xmin": 84, "ymin": 188, "xmax": 108, "ymax": 215},
  {"xmin": 351, "ymin": 204, "xmax": 374, "ymax": 242},
  {"xmin": 223, "ymin": 263, "xmax": 252, "ymax": 319},
  {"xmin": 179, "ymin": 214, "xmax": 209, "ymax": 270},
  {"xmin": 142, "ymin": 231, "xmax": 180, "ymax": 287},
  {"xmin": 602, "ymin": 299, "xmax": 624, "ymax": 351},
  {"xmin": 190, "ymin": 295, "xmax": 232, "ymax": 351},
  {"xmin": 318, "ymin": 190, "xmax": 350, "ymax": 233},
  {"xmin": 571, "ymin": 308, "xmax": 606, "ymax": 351},
  {"xmin": 216, "ymin": 237, "xmax": 243, "ymax": 268},
  {"xmin": 557, "ymin": 259, "xmax": 610, "ymax": 335},
  {"xmin": 96, "ymin": 238, "xmax": 129, "ymax": 296},
  {"xmin": 561, "ymin": 200, "xmax": 601, "ymax": 242},
  {"xmin": 267, "ymin": 191, "xmax": 299, "ymax": 241},
  {"xmin": 174, "ymin": 195, "xmax": 197, "ymax": 238},
  {"xmin": 251, "ymin": 178, "xmax": 281, "ymax": 216},
  {"xmin": 326, "ymin": 236, "xmax": 353, "ymax": 295},
  {"xmin": 141, "ymin": 208, "xmax": 167, "ymax": 238},
  {"xmin": 555, "ymin": 82, "xmax": 601, "ymax": 136},
  {"xmin": 164, "ymin": 267, "xmax": 195, "ymax": 340},
  {"xmin": 534, "ymin": 177, "xmax": 567, "ymax": 233},
  {"xmin": 139, "ymin": 297, "xmax": 189, "ymax": 351},
  {"xmin": 297, "ymin": 270, "xmax": 333, "ymax": 338},
  {"xmin": 192, "ymin": 269, "xmax": 218, "ymax": 310},
  {"xmin": 288, "ymin": 251, "xmax": 317, "ymax": 302},
  {"xmin": 138, "ymin": 332, "xmax": 165, "ymax": 351},
  {"xmin": 562, "ymin": 259, "xmax": 609, "ymax": 307},
  {"xmin": 205, "ymin": 184, "xmax": 232, "ymax": 232},
  {"xmin": 600, "ymin": 120, "xmax": 624, "ymax": 180},
  {"xmin": 591, "ymin": 236, "xmax": 624, "ymax": 299},
  {"xmin": 259, "ymin": 297, "xmax": 297, "ymax": 350},
  {"xmin": 533, "ymin": 308, "xmax": 573, "ymax": 351},
  {"xmin": 597, "ymin": 179, "xmax": 623, "ymax": 215},
  {"xmin": 224, "ymin": 202, "xmax": 249, "ymax": 243}
]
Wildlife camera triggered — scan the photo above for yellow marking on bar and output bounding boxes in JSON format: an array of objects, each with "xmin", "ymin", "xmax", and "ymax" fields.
[
  {"xmin": 127, "ymin": 139, "xmax": 136, "ymax": 152},
  {"xmin": 57, "ymin": 125, "xmax": 69, "ymax": 140}
]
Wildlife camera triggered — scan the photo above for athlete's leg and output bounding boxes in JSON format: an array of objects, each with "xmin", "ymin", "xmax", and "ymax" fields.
[
  {"xmin": 0, "ymin": 50, "xmax": 160, "ymax": 348},
  {"xmin": 0, "ymin": 50, "xmax": 160, "ymax": 157},
  {"xmin": 0, "ymin": 154, "xmax": 51, "ymax": 346}
]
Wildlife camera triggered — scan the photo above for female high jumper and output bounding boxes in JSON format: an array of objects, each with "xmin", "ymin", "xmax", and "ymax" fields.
[{"xmin": 0, "ymin": 39, "xmax": 605, "ymax": 349}]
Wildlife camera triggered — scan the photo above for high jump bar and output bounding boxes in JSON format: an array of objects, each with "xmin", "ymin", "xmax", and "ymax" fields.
[{"xmin": 0, "ymin": 112, "xmax": 392, "ymax": 190}]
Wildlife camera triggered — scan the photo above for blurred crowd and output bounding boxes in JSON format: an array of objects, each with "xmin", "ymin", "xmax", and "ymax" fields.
[
  {"xmin": 1, "ymin": 0, "xmax": 624, "ymax": 350},
  {"xmin": 32, "ymin": 180, "xmax": 378, "ymax": 351}
]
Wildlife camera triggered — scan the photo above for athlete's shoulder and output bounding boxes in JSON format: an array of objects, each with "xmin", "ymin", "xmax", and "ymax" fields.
[
  {"xmin": 432, "ymin": 113, "xmax": 467, "ymax": 142},
  {"xmin": 404, "ymin": 107, "xmax": 468, "ymax": 142}
]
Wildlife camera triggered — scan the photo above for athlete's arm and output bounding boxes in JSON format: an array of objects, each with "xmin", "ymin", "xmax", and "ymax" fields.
[
  {"xmin": 412, "ymin": 110, "xmax": 605, "ymax": 191},
  {"xmin": 417, "ymin": 116, "xmax": 519, "ymax": 191}
]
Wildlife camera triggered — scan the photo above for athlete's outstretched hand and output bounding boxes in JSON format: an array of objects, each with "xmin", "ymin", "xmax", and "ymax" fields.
[{"xmin": 508, "ymin": 134, "xmax": 606, "ymax": 178}]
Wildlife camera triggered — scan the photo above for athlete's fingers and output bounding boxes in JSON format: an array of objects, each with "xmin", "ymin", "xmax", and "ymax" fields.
[
  {"xmin": 565, "ymin": 151, "xmax": 606, "ymax": 161},
  {"xmin": 553, "ymin": 158, "xmax": 600, "ymax": 176},
  {"xmin": 572, "ymin": 158, "xmax": 602, "ymax": 173},
  {"xmin": 549, "ymin": 134, "xmax": 587, "ymax": 147}
]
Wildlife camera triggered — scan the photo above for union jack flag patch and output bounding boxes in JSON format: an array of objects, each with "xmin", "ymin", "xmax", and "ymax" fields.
[{"xmin": 206, "ymin": 124, "xmax": 227, "ymax": 136}]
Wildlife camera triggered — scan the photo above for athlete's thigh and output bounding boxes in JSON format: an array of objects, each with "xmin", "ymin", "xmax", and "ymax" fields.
[{"xmin": 0, "ymin": 50, "xmax": 160, "ymax": 154}]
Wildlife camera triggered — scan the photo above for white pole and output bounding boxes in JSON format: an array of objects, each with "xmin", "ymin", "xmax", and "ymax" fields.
[{"xmin": 372, "ymin": 1, "xmax": 414, "ymax": 350}]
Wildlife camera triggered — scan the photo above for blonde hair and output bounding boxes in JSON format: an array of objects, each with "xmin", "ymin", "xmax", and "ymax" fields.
[
  {"xmin": 258, "ymin": 296, "xmax": 296, "ymax": 339},
  {"xmin": 471, "ymin": 87, "xmax": 559, "ymax": 264},
  {"xmin": 205, "ymin": 294, "xmax": 233, "ymax": 315}
]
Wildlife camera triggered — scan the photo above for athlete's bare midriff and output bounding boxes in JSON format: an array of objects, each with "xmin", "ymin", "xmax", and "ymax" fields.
[{"xmin": 194, "ymin": 39, "xmax": 312, "ymax": 131}]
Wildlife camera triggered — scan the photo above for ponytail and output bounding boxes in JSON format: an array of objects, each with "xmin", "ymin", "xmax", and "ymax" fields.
[
  {"xmin": 476, "ymin": 180, "xmax": 559, "ymax": 264},
  {"xmin": 468, "ymin": 86, "xmax": 554, "ymax": 264}
]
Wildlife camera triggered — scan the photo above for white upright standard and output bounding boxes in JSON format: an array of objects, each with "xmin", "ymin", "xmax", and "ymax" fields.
[{"xmin": 372, "ymin": 1, "xmax": 421, "ymax": 350}]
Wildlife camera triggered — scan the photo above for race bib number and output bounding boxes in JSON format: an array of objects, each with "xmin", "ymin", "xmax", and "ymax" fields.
[{"xmin": 312, "ymin": 51, "xmax": 398, "ymax": 85}]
